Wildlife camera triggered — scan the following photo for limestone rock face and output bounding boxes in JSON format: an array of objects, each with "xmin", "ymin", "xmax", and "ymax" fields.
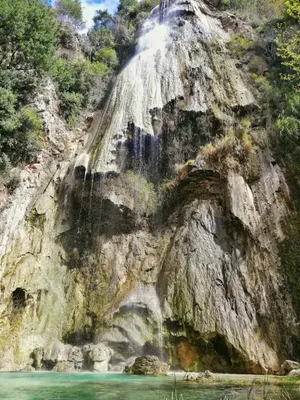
[
  {"xmin": 0, "ymin": 0, "xmax": 299, "ymax": 375},
  {"xmin": 124, "ymin": 356, "xmax": 168, "ymax": 376}
]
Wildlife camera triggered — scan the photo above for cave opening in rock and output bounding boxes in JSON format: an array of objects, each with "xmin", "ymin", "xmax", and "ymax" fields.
[{"xmin": 12, "ymin": 288, "xmax": 27, "ymax": 309}]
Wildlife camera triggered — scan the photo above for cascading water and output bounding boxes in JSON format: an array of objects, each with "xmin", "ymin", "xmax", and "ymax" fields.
[
  {"xmin": 74, "ymin": 0, "xmax": 231, "ymax": 177},
  {"xmin": 159, "ymin": 0, "xmax": 173, "ymax": 21},
  {"xmin": 74, "ymin": 0, "xmax": 178, "ymax": 176}
]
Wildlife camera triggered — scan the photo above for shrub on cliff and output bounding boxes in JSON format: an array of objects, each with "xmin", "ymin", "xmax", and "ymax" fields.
[
  {"xmin": 50, "ymin": 58, "xmax": 109, "ymax": 124},
  {"xmin": 198, "ymin": 120, "xmax": 258, "ymax": 181},
  {"xmin": 0, "ymin": 0, "xmax": 58, "ymax": 73},
  {"xmin": 276, "ymin": 0, "xmax": 300, "ymax": 88},
  {"xmin": 0, "ymin": 100, "xmax": 42, "ymax": 168}
]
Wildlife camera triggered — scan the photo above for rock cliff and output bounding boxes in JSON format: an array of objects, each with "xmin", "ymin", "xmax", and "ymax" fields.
[{"xmin": 0, "ymin": 0, "xmax": 298, "ymax": 373}]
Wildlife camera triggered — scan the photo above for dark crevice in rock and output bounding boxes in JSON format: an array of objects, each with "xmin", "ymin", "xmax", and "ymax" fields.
[
  {"xmin": 164, "ymin": 319, "xmax": 260, "ymax": 373},
  {"xmin": 12, "ymin": 288, "xmax": 27, "ymax": 309},
  {"xmin": 63, "ymin": 325, "xmax": 94, "ymax": 347}
]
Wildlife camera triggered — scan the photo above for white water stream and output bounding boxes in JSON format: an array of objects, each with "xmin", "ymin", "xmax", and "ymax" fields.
[{"xmin": 75, "ymin": 1, "xmax": 177, "ymax": 175}]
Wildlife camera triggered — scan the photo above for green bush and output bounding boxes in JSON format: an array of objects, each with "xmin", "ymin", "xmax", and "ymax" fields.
[
  {"xmin": 0, "ymin": 88, "xmax": 16, "ymax": 119},
  {"xmin": 0, "ymin": 0, "xmax": 58, "ymax": 73},
  {"xmin": 118, "ymin": 0, "xmax": 138, "ymax": 13},
  {"xmin": 50, "ymin": 58, "xmax": 108, "ymax": 118},
  {"xmin": 94, "ymin": 47, "xmax": 118, "ymax": 69},
  {"xmin": 51, "ymin": 58, "xmax": 108, "ymax": 96},
  {"xmin": 229, "ymin": 34, "xmax": 254, "ymax": 58},
  {"xmin": 60, "ymin": 91, "xmax": 83, "ymax": 127},
  {"xmin": 275, "ymin": 91, "xmax": 300, "ymax": 148},
  {"xmin": 88, "ymin": 27, "xmax": 115, "ymax": 50},
  {"xmin": 0, "ymin": 107, "xmax": 42, "ymax": 167}
]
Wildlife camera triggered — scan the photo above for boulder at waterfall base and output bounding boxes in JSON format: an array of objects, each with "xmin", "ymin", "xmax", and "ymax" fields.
[
  {"xmin": 124, "ymin": 356, "xmax": 168, "ymax": 376},
  {"xmin": 281, "ymin": 360, "xmax": 300, "ymax": 375}
]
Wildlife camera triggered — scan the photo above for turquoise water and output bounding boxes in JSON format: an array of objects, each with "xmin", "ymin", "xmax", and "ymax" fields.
[{"xmin": 0, "ymin": 372, "xmax": 295, "ymax": 400}]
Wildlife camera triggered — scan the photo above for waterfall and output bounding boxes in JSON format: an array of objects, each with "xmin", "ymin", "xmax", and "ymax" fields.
[
  {"xmin": 159, "ymin": 0, "xmax": 173, "ymax": 21},
  {"xmin": 74, "ymin": 0, "xmax": 178, "ymax": 176}
]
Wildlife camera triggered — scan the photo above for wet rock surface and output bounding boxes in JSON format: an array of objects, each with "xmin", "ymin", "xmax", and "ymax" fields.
[{"xmin": 124, "ymin": 356, "xmax": 169, "ymax": 376}]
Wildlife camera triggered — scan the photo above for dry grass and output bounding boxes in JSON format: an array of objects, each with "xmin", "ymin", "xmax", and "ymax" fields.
[{"xmin": 198, "ymin": 120, "xmax": 259, "ymax": 181}]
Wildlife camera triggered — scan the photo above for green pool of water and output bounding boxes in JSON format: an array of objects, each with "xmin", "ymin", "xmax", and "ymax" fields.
[{"xmin": 0, "ymin": 372, "xmax": 296, "ymax": 400}]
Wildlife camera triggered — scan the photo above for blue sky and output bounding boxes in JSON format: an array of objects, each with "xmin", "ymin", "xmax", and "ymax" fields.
[{"xmin": 81, "ymin": 0, "xmax": 120, "ymax": 31}]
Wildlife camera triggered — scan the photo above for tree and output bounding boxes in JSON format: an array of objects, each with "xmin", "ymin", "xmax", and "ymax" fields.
[
  {"xmin": 93, "ymin": 9, "xmax": 113, "ymax": 29},
  {"xmin": 55, "ymin": 0, "xmax": 84, "ymax": 29},
  {"xmin": 285, "ymin": 0, "xmax": 300, "ymax": 21},
  {"xmin": 276, "ymin": 0, "xmax": 300, "ymax": 87},
  {"xmin": 0, "ymin": 0, "xmax": 58, "ymax": 73},
  {"xmin": 88, "ymin": 28, "xmax": 115, "ymax": 51},
  {"xmin": 94, "ymin": 47, "xmax": 118, "ymax": 69},
  {"xmin": 118, "ymin": 0, "xmax": 138, "ymax": 13}
]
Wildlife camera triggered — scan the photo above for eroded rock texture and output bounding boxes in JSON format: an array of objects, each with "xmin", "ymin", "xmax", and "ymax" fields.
[{"xmin": 0, "ymin": 0, "xmax": 298, "ymax": 373}]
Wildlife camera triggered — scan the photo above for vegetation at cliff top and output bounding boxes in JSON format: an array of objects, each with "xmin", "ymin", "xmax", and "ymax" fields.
[{"xmin": 0, "ymin": 0, "xmax": 159, "ymax": 173}]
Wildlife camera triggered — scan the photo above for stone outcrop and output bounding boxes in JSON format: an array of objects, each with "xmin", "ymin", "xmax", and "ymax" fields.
[
  {"xmin": 87, "ymin": 343, "xmax": 113, "ymax": 372},
  {"xmin": 0, "ymin": 0, "xmax": 299, "ymax": 374},
  {"xmin": 281, "ymin": 360, "xmax": 300, "ymax": 376},
  {"xmin": 124, "ymin": 356, "xmax": 168, "ymax": 376},
  {"xmin": 184, "ymin": 370, "xmax": 216, "ymax": 381},
  {"xmin": 288, "ymin": 369, "xmax": 300, "ymax": 378}
]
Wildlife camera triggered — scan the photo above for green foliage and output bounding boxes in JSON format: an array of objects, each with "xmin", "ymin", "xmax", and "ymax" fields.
[
  {"xmin": 229, "ymin": 34, "xmax": 254, "ymax": 58},
  {"xmin": 0, "ymin": 0, "xmax": 58, "ymax": 73},
  {"xmin": 285, "ymin": 0, "xmax": 300, "ymax": 21},
  {"xmin": 276, "ymin": 91, "xmax": 300, "ymax": 147},
  {"xmin": 251, "ymin": 73, "xmax": 273, "ymax": 96},
  {"xmin": 128, "ymin": 0, "xmax": 160, "ymax": 19},
  {"xmin": 89, "ymin": 27, "xmax": 115, "ymax": 49},
  {"xmin": 276, "ymin": 25, "xmax": 300, "ymax": 87},
  {"xmin": 198, "ymin": 121, "xmax": 258, "ymax": 181},
  {"xmin": 0, "ymin": 89, "xmax": 16, "ymax": 119},
  {"xmin": 50, "ymin": 58, "xmax": 108, "ymax": 121},
  {"xmin": 55, "ymin": 0, "xmax": 84, "ymax": 29},
  {"xmin": 220, "ymin": 0, "xmax": 284, "ymax": 19},
  {"xmin": 94, "ymin": 47, "xmax": 118, "ymax": 68},
  {"xmin": 0, "ymin": 105, "xmax": 42, "ymax": 167},
  {"xmin": 57, "ymin": 21, "xmax": 78, "ymax": 50},
  {"xmin": 60, "ymin": 91, "xmax": 83, "ymax": 127},
  {"xmin": 118, "ymin": 0, "xmax": 138, "ymax": 13},
  {"xmin": 88, "ymin": 27, "xmax": 117, "ymax": 65},
  {"xmin": 51, "ymin": 58, "xmax": 107, "ymax": 98},
  {"xmin": 93, "ymin": 9, "xmax": 113, "ymax": 29},
  {"xmin": 274, "ymin": 1, "xmax": 300, "ymax": 88}
]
